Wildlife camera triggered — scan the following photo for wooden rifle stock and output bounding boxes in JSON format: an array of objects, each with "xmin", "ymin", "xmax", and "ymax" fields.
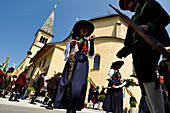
[{"xmin": 109, "ymin": 4, "xmax": 170, "ymax": 60}]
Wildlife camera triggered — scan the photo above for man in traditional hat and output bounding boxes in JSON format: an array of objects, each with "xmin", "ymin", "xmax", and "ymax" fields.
[
  {"xmin": 8, "ymin": 68, "xmax": 27, "ymax": 102},
  {"xmin": 46, "ymin": 72, "xmax": 61, "ymax": 110},
  {"xmin": 54, "ymin": 20, "xmax": 95, "ymax": 113},
  {"xmin": 86, "ymin": 84, "xmax": 95, "ymax": 109},
  {"xmin": 6, "ymin": 67, "xmax": 16, "ymax": 89},
  {"xmin": 41, "ymin": 72, "xmax": 49, "ymax": 104},
  {"xmin": 117, "ymin": 0, "xmax": 169, "ymax": 112},
  {"xmin": 30, "ymin": 72, "xmax": 46, "ymax": 104},
  {"xmin": 1, "ymin": 67, "xmax": 16, "ymax": 98},
  {"xmin": 93, "ymin": 86, "xmax": 99, "ymax": 110}
]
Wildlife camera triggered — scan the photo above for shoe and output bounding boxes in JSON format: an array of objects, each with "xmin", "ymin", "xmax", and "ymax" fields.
[
  {"xmin": 1, "ymin": 95, "xmax": 6, "ymax": 98},
  {"xmin": 30, "ymin": 102, "xmax": 36, "ymax": 105},
  {"xmin": 42, "ymin": 101, "xmax": 47, "ymax": 105},
  {"xmin": 46, "ymin": 101, "xmax": 53, "ymax": 110},
  {"xmin": 46, "ymin": 106, "xmax": 53, "ymax": 110},
  {"xmin": 2, "ymin": 96, "xmax": 6, "ymax": 98},
  {"xmin": 94, "ymin": 103, "xmax": 98, "ymax": 110},
  {"xmin": 35, "ymin": 100, "xmax": 40, "ymax": 102},
  {"xmin": 13, "ymin": 99, "xmax": 20, "ymax": 102},
  {"xmin": 8, "ymin": 99, "xmax": 13, "ymax": 101}
]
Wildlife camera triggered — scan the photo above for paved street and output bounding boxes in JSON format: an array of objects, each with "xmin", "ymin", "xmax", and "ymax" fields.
[{"xmin": 0, "ymin": 96, "xmax": 105, "ymax": 113}]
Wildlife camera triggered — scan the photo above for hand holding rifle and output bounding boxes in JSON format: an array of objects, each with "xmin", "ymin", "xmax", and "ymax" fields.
[{"xmin": 109, "ymin": 4, "xmax": 170, "ymax": 60}]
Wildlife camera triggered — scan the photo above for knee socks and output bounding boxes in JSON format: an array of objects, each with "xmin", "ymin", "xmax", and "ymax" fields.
[{"xmin": 143, "ymin": 82, "xmax": 165, "ymax": 113}]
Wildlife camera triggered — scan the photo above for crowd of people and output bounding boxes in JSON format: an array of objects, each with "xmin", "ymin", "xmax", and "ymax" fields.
[
  {"xmin": 0, "ymin": 66, "xmax": 62, "ymax": 110},
  {"xmin": 0, "ymin": 0, "xmax": 170, "ymax": 113},
  {"xmin": 30, "ymin": 71, "xmax": 61, "ymax": 110}
]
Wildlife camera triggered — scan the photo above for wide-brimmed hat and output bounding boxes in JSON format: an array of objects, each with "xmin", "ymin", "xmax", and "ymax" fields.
[
  {"xmin": 7, "ymin": 67, "xmax": 15, "ymax": 73},
  {"xmin": 119, "ymin": 0, "xmax": 132, "ymax": 10},
  {"xmin": 111, "ymin": 61, "xmax": 124, "ymax": 69},
  {"xmin": 73, "ymin": 20, "xmax": 94, "ymax": 37},
  {"xmin": 9, "ymin": 67, "xmax": 15, "ymax": 70}
]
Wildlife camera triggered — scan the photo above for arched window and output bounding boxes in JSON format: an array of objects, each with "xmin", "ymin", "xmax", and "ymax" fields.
[
  {"xmin": 42, "ymin": 38, "xmax": 45, "ymax": 43},
  {"xmin": 93, "ymin": 55, "xmax": 100, "ymax": 69},
  {"xmin": 39, "ymin": 36, "xmax": 48, "ymax": 44},
  {"xmin": 44, "ymin": 39, "xmax": 48, "ymax": 44},
  {"xmin": 40, "ymin": 36, "xmax": 43, "ymax": 42}
]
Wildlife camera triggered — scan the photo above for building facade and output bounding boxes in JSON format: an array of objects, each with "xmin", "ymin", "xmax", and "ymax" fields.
[{"xmin": 28, "ymin": 14, "xmax": 141, "ymax": 110}]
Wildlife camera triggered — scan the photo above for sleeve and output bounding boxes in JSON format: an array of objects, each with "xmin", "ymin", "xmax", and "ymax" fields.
[
  {"xmin": 64, "ymin": 39, "xmax": 79, "ymax": 61},
  {"xmin": 106, "ymin": 69, "xmax": 114, "ymax": 80},
  {"xmin": 23, "ymin": 74, "xmax": 27, "ymax": 84},
  {"xmin": 87, "ymin": 40, "xmax": 96, "ymax": 59},
  {"xmin": 117, "ymin": 25, "xmax": 133, "ymax": 58},
  {"xmin": 145, "ymin": 1, "xmax": 169, "ymax": 30}
]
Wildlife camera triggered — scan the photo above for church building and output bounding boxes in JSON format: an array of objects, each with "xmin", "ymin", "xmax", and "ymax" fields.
[{"xmin": 25, "ymin": 13, "xmax": 141, "ymax": 110}]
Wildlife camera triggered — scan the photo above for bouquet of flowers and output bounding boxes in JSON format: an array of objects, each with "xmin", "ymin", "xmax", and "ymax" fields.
[
  {"xmin": 107, "ymin": 77, "xmax": 139, "ymax": 89},
  {"xmin": 123, "ymin": 78, "xmax": 139, "ymax": 88}
]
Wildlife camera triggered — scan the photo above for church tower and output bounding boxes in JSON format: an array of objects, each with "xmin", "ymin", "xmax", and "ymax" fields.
[
  {"xmin": 29, "ymin": 6, "xmax": 56, "ymax": 58},
  {"xmin": 13, "ymin": 6, "xmax": 56, "ymax": 76}
]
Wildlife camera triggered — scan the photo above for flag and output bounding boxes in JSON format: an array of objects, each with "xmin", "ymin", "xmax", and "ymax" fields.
[
  {"xmin": 32, "ymin": 68, "xmax": 41, "ymax": 80},
  {"xmin": 88, "ymin": 77, "xmax": 96, "ymax": 89},
  {"xmin": 0, "ymin": 56, "xmax": 10, "ymax": 72},
  {"xmin": 12, "ymin": 58, "xmax": 26, "ymax": 76}
]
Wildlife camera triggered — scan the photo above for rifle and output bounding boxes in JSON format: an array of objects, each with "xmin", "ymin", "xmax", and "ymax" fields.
[
  {"xmin": 1, "ymin": 81, "xmax": 11, "ymax": 98},
  {"xmin": 109, "ymin": 4, "xmax": 170, "ymax": 60}
]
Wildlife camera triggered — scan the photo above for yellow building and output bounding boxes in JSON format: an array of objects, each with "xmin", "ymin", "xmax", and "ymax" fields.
[{"xmin": 28, "ymin": 14, "xmax": 141, "ymax": 111}]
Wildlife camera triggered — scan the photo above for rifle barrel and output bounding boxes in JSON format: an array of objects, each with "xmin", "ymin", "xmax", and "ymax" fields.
[
  {"xmin": 109, "ymin": 4, "xmax": 170, "ymax": 60},
  {"xmin": 109, "ymin": 4, "xmax": 125, "ymax": 18}
]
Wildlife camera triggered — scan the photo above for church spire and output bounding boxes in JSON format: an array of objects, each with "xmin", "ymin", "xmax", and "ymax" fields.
[{"xmin": 41, "ymin": 5, "xmax": 57, "ymax": 35}]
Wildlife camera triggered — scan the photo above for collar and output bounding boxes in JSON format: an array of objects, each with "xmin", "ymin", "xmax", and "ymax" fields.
[{"xmin": 75, "ymin": 37, "xmax": 88, "ymax": 41}]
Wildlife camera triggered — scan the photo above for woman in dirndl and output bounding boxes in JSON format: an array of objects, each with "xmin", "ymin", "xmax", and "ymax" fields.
[
  {"xmin": 54, "ymin": 20, "xmax": 96, "ymax": 113},
  {"xmin": 103, "ymin": 61, "xmax": 124, "ymax": 113}
]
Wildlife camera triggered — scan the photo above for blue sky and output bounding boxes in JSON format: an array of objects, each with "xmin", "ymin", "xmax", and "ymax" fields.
[{"xmin": 0, "ymin": 0, "xmax": 169, "ymax": 69}]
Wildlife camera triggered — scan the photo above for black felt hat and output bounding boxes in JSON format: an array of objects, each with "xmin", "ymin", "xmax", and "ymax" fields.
[
  {"xmin": 7, "ymin": 67, "xmax": 15, "ymax": 73},
  {"xmin": 111, "ymin": 61, "xmax": 124, "ymax": 69},
  {"xmin": 73, "ymin": 20, "xmax": 94, "ymax": 37},
  {"xmin": 119, "ymin": 0, "xmax": 131, "ymax": 10}
]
